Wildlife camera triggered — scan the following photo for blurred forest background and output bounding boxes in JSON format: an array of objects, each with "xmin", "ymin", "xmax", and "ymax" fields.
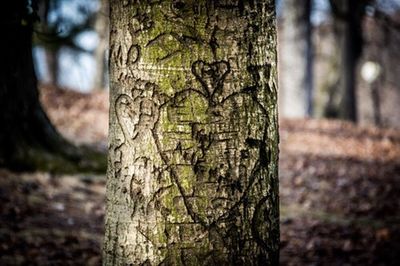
[{"xmin": 1, "ymin": 0, "xmax": 400, "ymax": 265}]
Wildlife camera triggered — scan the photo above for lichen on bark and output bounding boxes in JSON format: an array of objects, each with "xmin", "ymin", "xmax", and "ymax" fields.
[{"xmin": 104, "ymin": 1, "xmax": 279, "ymax": 265}]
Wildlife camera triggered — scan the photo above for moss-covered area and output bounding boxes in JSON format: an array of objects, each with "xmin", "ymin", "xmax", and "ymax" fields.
[{"xmin": 133, "ymin": 1, "xmax": 215, "ymax": 96}]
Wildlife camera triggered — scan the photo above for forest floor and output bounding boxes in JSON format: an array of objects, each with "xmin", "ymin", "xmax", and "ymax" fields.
[{"xmin": 1, "ymin": 85, "xmax": 400, "ymax": 265}]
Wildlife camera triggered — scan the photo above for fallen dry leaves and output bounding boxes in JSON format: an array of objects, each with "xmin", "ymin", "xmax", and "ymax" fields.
[{"xmin": 280, "ymin": 118, "xmax": 400, "ymax": 265}]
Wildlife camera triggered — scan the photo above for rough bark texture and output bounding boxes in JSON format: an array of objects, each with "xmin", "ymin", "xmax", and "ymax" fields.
[
  {"xmin": 279, "ymin": 0, "xmax": 313, "ymax": 118},
  {"xmin": 104, "ymin": 1, "xmax": 279, "ymax": 265}
]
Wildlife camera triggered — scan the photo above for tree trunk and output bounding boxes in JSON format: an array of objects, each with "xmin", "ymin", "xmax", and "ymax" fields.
[
  {"xmin": 38, "ymin": 0, "xmax": 60, "ymax": 87},
  {"xmin": 326, "ymin": 0, "xmax": 365, "ymax": 121},
  {"xmin": 104, "ymin": 1, "xmax": 279, "ymax": 265},
  {"xmin": 338, "ymin": 0, "xmax": 359, "ymax": 121},
  {"xmin": 93, "ymin": 0, "xmax": 109, "ymax": 90},
  {"xmin": 279, "ymin": 0, "xmax": 313, "ymax": 117},
  {"xmin": 45, "ymin": 48, "xmax": 59, "ymax": 86},
  {"xmin": 0, "ymin": 1, "xmax": 105, "ymax": 173},
  {"xmin": 321, "ymin": 20, "xmax": 343, "ymax": 118}
]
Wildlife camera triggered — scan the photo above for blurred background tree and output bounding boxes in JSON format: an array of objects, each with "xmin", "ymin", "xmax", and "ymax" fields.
[
  {"xmin": 33, "ymin": 0, "xmax": 108, "ymax": 91},
  {"xmin": 279, "ymin": 0, "xmax": 400, "ymax": 128},
  {"xmin": 30, "ymin": 0, "xmax": 400, "ymax": 128},
  {"xmin": 0, "ymin": 0, "xmax": 106, "ymax": 173},
  {"xmin": 279, "ymin": 0, "xmax": 313, "ymax": 118}
]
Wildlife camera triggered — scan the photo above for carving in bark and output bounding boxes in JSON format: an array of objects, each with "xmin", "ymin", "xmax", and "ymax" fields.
[{"xmin": 104, "ymin": 1, "xmax": 279, "ymax": 265}]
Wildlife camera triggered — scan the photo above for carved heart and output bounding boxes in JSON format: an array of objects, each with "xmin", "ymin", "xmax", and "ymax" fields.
[
  {"xmin": 115, "ymin": 80, "xmax": 161, "ymax": 144},
  {"xmin": 115, "ymin": 94, "xmax": 139, "ymax": 143},
  {"xmin": 191, "ymin": 60, "xmax": 230, "ymax": 105},
  {"xmin": 155, "ymin": 89, "xmax": 267, "ymax": 226}
]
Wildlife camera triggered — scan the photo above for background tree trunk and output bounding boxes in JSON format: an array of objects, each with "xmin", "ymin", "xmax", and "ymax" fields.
[
  {"xmin": 104, "ymin": 1, "xmax": 279, "ymax": 265},
  {"xmin": 338, "ymin": 0, "xmax": 362, "ymax": 121},
  {"xmin": 325, "ymin": 0, "xmax": 366, "ymax": 121},
  {"xmin": 38, "ymin": 0, "xmax": 60, "ymax": 87},
  {"xmin": 279, "ymin": 0, "xmax": 313, "ymax": 117},
  {"xmin": 320, "ymin": 19, "xmax": 344, "ymax": 118},
  {"xmin": 45, "ymin": 48, "xmax": 60, "ymax": 86},
  {"xmin": 93, "ymin": 0, "xmax": 109, "ymax": 90}
]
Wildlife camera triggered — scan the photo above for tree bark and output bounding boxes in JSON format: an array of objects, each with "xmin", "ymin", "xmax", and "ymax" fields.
[
  {"xmin": 279, "ymin": 0, "xmax": 313, "ymax": 117},
  {"xmin": 104, "ymin": 1, "xmax": 279, "ymax": 265}
]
